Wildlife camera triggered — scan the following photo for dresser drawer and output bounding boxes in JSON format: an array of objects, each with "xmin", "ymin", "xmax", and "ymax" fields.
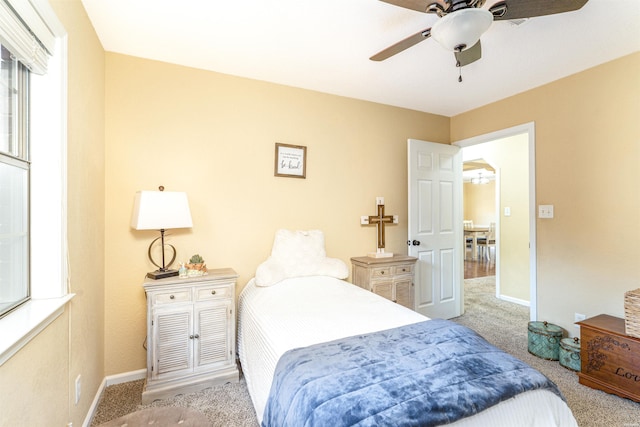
[
  {"xmin": 196, "ymin": 285, "xmax": 231, "ymax": 301},
  {"xmin": 371, "ymin": 267, "xmax": 392, "ymax": 278},
  {"xmin": 152, "ymin": 290, "xmax": 191, "ymax": 305},
  {"xmin": 393, "ymin": 264, "xmax": 414, "ymax": 275}
]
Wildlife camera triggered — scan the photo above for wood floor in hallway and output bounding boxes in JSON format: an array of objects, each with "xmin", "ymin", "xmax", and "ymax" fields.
[{"xmin": 464, "ymin": 258, "xmax": 495, "ymax": 279}]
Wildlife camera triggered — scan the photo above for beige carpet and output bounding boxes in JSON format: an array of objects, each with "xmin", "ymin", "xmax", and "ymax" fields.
[
  {"xmin": 97, "ymin": 406, "xmax": 212, "ymax": 426},
  {"xmin": 456, "ymin": 277, "xmax": 640, "ymax": 427},
  {"xmin": 91, "ymin": 378, "xmax": 258, "ymax": 427},
  {"xmin": 92, "ymin": 277, "xmax": 639, "ymax": 426}
]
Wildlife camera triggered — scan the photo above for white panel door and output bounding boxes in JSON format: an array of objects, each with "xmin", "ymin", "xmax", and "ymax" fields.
[{"xmin": 408, "ymin": 139, "xmax": 463, "ymax": 319}]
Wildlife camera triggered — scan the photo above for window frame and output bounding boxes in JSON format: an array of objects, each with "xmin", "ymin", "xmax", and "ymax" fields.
[
  {"xmin": 0, "ymin": 0, "xmax": 70, "ymax": 366},
  {"xmin": 0, "ymin": 45, "xmax": 31, "ymax": 318}
]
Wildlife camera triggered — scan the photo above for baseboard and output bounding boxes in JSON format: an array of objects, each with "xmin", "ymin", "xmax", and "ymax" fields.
[
  {"xmin": 499, "ymin": 294, "xmax": 530, "ymax": 307},
  {"xmin": 82, "ymin": 376, "xmax": 107, "ymax": 427},
  {"xmin": 105, "ymin": 368, "xmax": 146, "ymax": 386},
  {"xmin": 82, "ymin": 369, "xmax": 146, "ymax": 427}
]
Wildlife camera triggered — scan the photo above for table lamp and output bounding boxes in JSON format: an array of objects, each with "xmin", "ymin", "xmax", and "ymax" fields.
[{"xmin": 131, "ymin": 186, "xmax": 193, "ymax": 279}]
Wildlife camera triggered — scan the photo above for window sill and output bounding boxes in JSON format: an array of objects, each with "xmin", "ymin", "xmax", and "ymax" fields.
[{"xmin": 0, "ymin": 294, "xmax": 75, "ymax": 366}]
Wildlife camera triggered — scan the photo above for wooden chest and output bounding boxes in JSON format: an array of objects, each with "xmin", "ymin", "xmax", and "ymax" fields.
[{"xmin": 577, "ymin": 314, "xmax": 640, "ymax": 402}]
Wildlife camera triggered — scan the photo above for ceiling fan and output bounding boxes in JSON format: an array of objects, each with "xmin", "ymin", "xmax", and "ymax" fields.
[{"xmin": 371, "ymin": 0, "xmax": 590, "ymax": 73}]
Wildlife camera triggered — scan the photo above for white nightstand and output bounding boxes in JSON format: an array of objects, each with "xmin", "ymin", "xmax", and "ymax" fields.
[
  {"xmin": 350, "ymin": 255, "xmax": 417, "ymax": 310},
  {"xmin": 141, "ymin": 268, "xmax": 239, "ymax": 403}
]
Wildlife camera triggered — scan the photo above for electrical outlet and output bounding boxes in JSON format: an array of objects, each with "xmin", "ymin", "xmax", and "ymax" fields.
[
  {"xmin": 574, "ymin": 313, "xmax": 586, "ymax": 328},
  {"xmin": 75, "ymin": 374, "xmax": 81, "ymax": 405},
  {"xmin": 539, "ymin": 204, "xmax": 554, "ymax": 219}
]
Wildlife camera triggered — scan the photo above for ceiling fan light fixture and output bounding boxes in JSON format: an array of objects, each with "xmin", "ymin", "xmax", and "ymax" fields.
[{"xmin": 431, "ymin": 8, "xmax": 493, "ymax": 52}]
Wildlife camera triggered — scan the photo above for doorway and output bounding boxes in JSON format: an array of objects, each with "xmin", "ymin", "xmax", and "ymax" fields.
[
  {"xmin": 462, "ymin": 158, "xmax": 496, "ymax": 279},
  {"xmin": 454, "ymin": 122, "xmax": 537, "ymax": 321}
]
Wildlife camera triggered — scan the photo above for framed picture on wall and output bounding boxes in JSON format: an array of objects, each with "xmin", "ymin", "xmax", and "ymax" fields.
[{"xmin": 274, "ymin": 143, "xmax": 307, "ymax": 178}]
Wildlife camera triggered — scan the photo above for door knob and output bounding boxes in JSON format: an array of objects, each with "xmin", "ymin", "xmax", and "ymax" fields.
[{"xmin": 412, "ymin": 240, "xmax": 421, "ymax": 246}]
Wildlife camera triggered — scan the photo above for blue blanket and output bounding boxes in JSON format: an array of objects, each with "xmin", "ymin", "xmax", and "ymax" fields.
[{"xmin": 262, "ymin": 319, "xmax": 564, "ymax": 427}]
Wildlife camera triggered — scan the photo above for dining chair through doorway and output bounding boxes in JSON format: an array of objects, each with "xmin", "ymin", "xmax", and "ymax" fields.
[
  {"xmin": 463, "ymin": 220, "xmax": 474, "ymax": 260},
  {"xmin": 477, "ymin": 222, "xmax": 496, "ymax": 263}
]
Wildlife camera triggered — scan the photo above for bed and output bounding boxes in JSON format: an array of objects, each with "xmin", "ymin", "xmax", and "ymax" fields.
[{"xmin": 237, "ymin": 230, "xmax": 577, "ymax": 426}]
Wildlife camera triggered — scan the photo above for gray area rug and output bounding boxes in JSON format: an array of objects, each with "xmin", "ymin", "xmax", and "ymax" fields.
[{"xmin": 92, "ymin": 277, "xmax": 639, "ymax": 426}]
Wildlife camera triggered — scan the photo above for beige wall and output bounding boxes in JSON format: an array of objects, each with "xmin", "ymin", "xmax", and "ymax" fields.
[
  {"xmin": 0, "ymin": 1, "xmax": 106, "ymax": 426},
  {"xmin": 0, "ymin": 312, "xmax": 70, "ymax": 426},
  {"xmin": 452, "ymin": 52, "xmax": 640, "ymax": 334},
  {"xmin": 463, "ymin": 181, "xmax": 496, "ymax": 226},
  {"xmin": 104, "ymin": 53, "xmax": 449, "ymax": 374}
]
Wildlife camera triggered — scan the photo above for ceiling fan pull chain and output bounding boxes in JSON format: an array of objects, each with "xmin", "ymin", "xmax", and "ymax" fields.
[{"xmin": 457, "ymin": 61, "xmax": 463, "ymax": 83}]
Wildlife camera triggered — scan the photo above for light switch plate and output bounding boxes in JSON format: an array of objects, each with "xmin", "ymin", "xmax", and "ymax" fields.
[{"xmin": 539, "ymin": 204, "xmax": 554, "ymax": 219}]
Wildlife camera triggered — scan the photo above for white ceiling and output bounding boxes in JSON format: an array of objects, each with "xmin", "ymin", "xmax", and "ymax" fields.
[{"xmin": 81, "ymin": 0, "xmax": 639, "ymax": 117}]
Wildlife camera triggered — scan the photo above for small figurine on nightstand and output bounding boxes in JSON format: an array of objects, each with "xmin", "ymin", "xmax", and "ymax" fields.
[
  {"xmin": 186, "ymin": 254, "xmax": 208, "ymax": 276},
  {"xmin": 178, "ymin": 262, "xmax": 187, "ymax": 278}
]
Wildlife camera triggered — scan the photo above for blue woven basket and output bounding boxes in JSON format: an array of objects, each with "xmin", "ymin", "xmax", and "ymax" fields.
[
  {"xmin": 528, "ymin": 321, "xmax": 563, "ymax": 360},
  {"xmin": 559, "ymin": 337, "xmax": 581, "ymax": 371}
]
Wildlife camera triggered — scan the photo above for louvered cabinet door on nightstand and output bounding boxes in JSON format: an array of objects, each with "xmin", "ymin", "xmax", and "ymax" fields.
[
  {"xmin": 142, "ymin": 269, "xmax": 239, "ymax": 404},
  {"xmin": 351, "ymin": 255, "xmax": 417, "ymax": 310}
]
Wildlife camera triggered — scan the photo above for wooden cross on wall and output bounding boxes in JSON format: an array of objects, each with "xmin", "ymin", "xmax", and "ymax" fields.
[{"xmin": 361, "ymin": 197, "xmax": 397, "ymax": 258}]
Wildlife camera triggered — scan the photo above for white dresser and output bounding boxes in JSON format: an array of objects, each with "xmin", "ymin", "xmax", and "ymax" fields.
[
  {"xmin": 141, "ymin": 268, "xmax": 239, "ymax": 403},
  {"xmin": 350, "ymin": 255, "xmax": 417, "ymax": 310}
]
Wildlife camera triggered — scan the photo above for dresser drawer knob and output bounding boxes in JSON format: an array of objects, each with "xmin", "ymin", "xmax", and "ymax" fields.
[
  {"xmin": 211, "ymin": 290, "xmax": 216, "ymax": 295},
  {"xmin": 381, "ymin": 271, "xmax": 385, "ymax": 275},
  {"xmin": 170, "ymin": 295, "xmax": 175, "ymax": 299}
]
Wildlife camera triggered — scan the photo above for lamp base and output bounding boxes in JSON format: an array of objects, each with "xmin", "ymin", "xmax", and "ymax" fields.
[{"xmin": 146, "ymin": 269, "xmax": 179, "ymax": 280}]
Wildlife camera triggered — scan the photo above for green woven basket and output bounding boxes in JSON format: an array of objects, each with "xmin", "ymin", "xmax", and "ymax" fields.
[
  {"xmin": 559, "ymin": 337, "xmax": 581, "ymax": 371},
  {"xmin": 528, "ymin": 321, "xmax": 563, "ymax": 360}
]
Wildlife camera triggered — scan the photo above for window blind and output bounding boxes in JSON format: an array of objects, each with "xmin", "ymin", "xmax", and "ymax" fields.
[{"xmin": 0, "ymin": 0, "xmax": 55, "ymax": 75}]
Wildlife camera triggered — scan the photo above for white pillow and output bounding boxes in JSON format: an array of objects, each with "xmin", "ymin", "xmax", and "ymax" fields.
[{"xmin": 255, "ymin": 229, "xmax": 348, "ymax": 287}]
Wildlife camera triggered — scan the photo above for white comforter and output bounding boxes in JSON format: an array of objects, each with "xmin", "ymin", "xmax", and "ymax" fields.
[{"xmin": 237, "ymin": 276, "xmax": 577, "ymax": 426}]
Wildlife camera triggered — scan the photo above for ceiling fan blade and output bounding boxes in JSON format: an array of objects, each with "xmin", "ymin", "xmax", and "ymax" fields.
[
  {"xmin": 489, "ymin": 0, "xmax": 589, "ymax": 20},
  {"xmin": 370, "ymin": 28, "xmax": 431, "ymax": 61},
  {"xmin": 379, "ymin": 0, "xmax": 445, "ymax": 13},
  {"xmin": 454, "ymin": 40, "xmax": 482, "ymax": 67}
]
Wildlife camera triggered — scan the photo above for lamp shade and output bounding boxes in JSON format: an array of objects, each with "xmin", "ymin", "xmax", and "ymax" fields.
[
  {"xmin": 431, "ymin": 8, "xmax": 493, "ymax": 52},
  {"xmin": 130, "ymin": 190, "xmax": 193, "ymax": 230}
]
